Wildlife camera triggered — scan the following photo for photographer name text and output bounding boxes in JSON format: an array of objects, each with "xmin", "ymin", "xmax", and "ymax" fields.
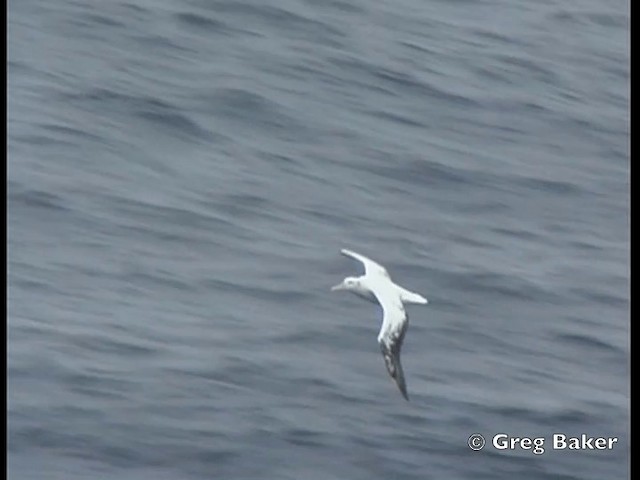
[{"xmin": 468, "ymin": 433, "xmax": 618, "ymax": 455}]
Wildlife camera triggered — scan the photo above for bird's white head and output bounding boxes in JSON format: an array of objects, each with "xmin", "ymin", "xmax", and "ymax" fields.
[{"xmin": 331, "ymin": 276, "xmax": 361, "ymax": 292}]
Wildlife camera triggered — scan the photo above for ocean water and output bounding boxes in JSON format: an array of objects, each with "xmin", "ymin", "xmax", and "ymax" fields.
[{"xmin": 8, "ymin": 0, "xmax": 629, "ymax": 479}]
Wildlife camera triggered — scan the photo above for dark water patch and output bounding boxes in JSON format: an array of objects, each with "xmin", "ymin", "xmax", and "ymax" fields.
[
  {"xmin": 601, "ymin": 62, "xmax": 630, "ymax": 81},
  {"xmin": 375, "ymin": 68, "xmax": 478, "ymax": 107},
  {"xmin": 566, "ymin": 118, "xmax": 622, "ymax": 145},
  {"xmin": 10, "ymin": 275, "xmax": 69, "ymax": 296},
  {"xmin": 112, "ymin": 223, "xmax": 221, "ymax": 250},
  {"xmin": 432, "ymin": 0, "xmax": 489, "ymax": 4},
  {"xmin": 512, "ymin": 175, "xmax": 585, "ymax": 197},
  {"xmin": 283, "ymin": 428, "xmax": 328, "ymax": 447},
  {"xmin": 120, "ymin": 270, "xmax": 194, "ymax": 293},
  {"xmin": 520, "ymin": 99, "xmax": 553, "ymax": 115},
  {"xmin": 198, "ymin": 1, "xmax": 346, "ymax": 44},
  {"xmin": 387, "ymin": 410, "xmax": 432, "ymax": 427},
  {"xmin": 106, "ymin": 194, "xmax": 242, "ymax": 233},
  {"xmin": 471, "ymin": 27, "xmax": 529, "ymax": 48},
  {"xmin": 456, "ymin": 199, "xmax": 512, "ymax": 215},
  {"xmin": 8, "ymin": 188, "xmax": 70, "ymax": 213},
  {"xmin": 568, "ymin": 239, "xmax": 605, "ymax": 252},
  {"xmin": 108, "ymin": 210, "xmax": 258, "ymax": 248},
  {"xmin": 553, "ymin": 331, "xmax": 623, "ymax": 355},
  {"xmin": 285, "ymin": 59, "xmax": 352, "ymax": 91},
  {"xmin": 494, "ymin": 53, "xmax": 560, "ymax": 85},
  {"xmin": 268, "ymin": 323, "xmax": 348, "ymax": 346},
  {"xmin": 37, "ymin": 123, "xmax": 107, "ymax": 143},
  {"xmin": 584, "ymin": 12, "xmax": 628, "ymax": 28},
  {"xmin": 219, "ymin": 192, "xmax": 269, "ymax": 212},
  {"xmin": 366, "ymin": 155, "xmax": 495, "ymax": 191},
  {"xmin": 484, "ymin": 404, "xmax": 591, "ymax": 427},
  {"xmin": 173, "ymin": 12, "xmax": 229, "ymax": 31},
  {"xmin": 515, "ymin": 364, "xmax": 565, "ymax": 383},
  {"xmin": 473, "ymin": 64, "xmax": 514, "ymax": 85},
  {"xmin": 550, "ymin": 9, "xmax": 628, "ymax": 29},
  {"xmin": 128, "ymin": 32, "xmax": 194, "ymax": 54},
  {"xmin": 83, "ymin": 445, "xmax": 143, "ymax": 470},
  {"xmin": 133, "ymin": 100, "xmax": 212, "ymax": 141},
  {"xmin": 300, "ymin": 0, "xmax": 365, "ymax": 14},
  {"xmin": 257, "ymin": 152, "xmax": 326, "ymax": 181},
  {"xmin": 59, "ymin": 86, "xmax": 121, "ymax": 104},
  {"xmin": 67, "ymin": 331, "xmax": 160, "ymax": 358},
  {"xmin": 489, "ymin": 225, "xmax": 543, "ymax": 242},
  {"xmin": 11, "ymin": 425, "xmax": 98, "ymax": 453},
  {"xmin": 554, "ymin": 323, "xmax": 625, "ymax": 354},
  {"xmin": 317, "ymin": 385, "xmax": 369, "ymax": 405},
  {"xmin": 9, "ymin": 133, "xmax": 75, "ymax": 147},
  {"xmin": 76, "ymin": 12, "xmax": 126, "ymax": 28},
  {"xmin": 60, "ymin": 87, "xmax": 214, "ymax": 142},
  {"xmin": 485, "ymin": 120, "xmax": 526, "ymax": 139},
  {"xmin": 568, "ymin": 287, "xmax": 629, "ymax": 309},
  {"xmin": 299, "ymin": 207, "xmax": 357, "ymax": 229},
  {"xmin": 165, "ymin": 367, "xmax": 261, "ymax": 394},
  {"xmin": 448, "ymin": 270, "xmax": 554, "ymax": 303},
  {"xmin": 438, "ymin": 232, "xmax": 496, "ymax": 250},
  {"xmin": 119, "ymin": 2, "xmax": 149, "ymax": 14},
  {"xmin": 364, "ymin": 109, "xmax": 427, "ymax": 129},
  {"xmin": 188, "ymin": 449, "xmax": 240, "ymax": 469},
  {"xmin": 7, "ymin": 59, "xmax": 37, "ymax": 75},
  {"xmin": 214, "ymin": 195, "xmax": 289, "ymax": 227},
  {"xmin": 195, "ymin": 87, "xmax": 305, "ymax": 135},
  {"xmin": 399, "ymin": 40, "xmax": 438, "ymax": 56},
  {"xmin": 333, "ymin": 57, "xmax": 481, "ymax": 107},
  {"xmin": 438, "ymin": 324, "xmax": 518, "ymax": 355},
  {"xmin": 135, "ymin": 109, "xmax": 213, "ymax": 142},
  {"xmin": 201, "ymin": 278, "xmax": 315, "ymax": 304}
]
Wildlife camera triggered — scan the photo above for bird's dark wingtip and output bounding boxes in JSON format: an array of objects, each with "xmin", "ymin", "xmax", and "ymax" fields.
[{"xmin": 399, "ymin": 383, "xmax": 409, "ymax": 401}]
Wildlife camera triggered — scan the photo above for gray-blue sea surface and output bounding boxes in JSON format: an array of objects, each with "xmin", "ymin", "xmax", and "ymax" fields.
[{"xmin": 8, "ymin": 0, "xmax": 629, "ymax": 479}]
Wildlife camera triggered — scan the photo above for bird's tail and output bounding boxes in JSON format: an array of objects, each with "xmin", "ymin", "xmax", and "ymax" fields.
[{"xmin": 398, "ymin": 287, "xmax": 428, "ymax": 305}]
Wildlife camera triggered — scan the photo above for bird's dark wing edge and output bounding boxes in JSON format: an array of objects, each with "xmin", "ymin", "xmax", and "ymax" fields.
[{"xmin": 378, "ymin": 315, "xmax": 409, "ymax": 401}]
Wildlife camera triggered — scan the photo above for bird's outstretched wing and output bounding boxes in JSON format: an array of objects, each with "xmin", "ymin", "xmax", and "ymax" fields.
[
  {"xmin": 340, "ymin": 249, "xmax": 390, "ymax": 279},
  {"xmin": 372, "ymin": 287, "xmax": 410, "ymax": 400}
]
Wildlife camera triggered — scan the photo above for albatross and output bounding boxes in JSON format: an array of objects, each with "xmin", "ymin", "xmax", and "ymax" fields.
[{"xmin": 331, "ymin": 249, "xmax": 428, "ymax": 400}]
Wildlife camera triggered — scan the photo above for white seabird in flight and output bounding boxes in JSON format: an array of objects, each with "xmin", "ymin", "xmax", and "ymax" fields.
[{"xmin": 331, "ymin": 249, "xmax": 428, "ymax": 401}]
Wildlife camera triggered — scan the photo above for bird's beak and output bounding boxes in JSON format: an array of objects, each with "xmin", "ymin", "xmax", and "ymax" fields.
[{"xmin": 331, "ymin": 282, "xmax": 345, "ymax": 291}]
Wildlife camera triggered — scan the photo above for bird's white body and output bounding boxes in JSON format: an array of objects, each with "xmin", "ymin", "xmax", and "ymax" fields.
[{"xmin": 331, "ymin": 249, "xmax": 428, "ymax": 400}]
